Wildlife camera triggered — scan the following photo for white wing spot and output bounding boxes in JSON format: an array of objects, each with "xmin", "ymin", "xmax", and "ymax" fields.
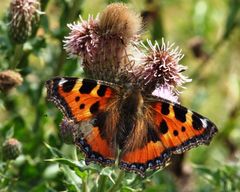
[
  {"xmin": 59, "ymin": 78, "xmax": 67, "ymax": 85},
  {"xmin": 201, "ymin": 119, "xmax": 208, "ymax": 128}
]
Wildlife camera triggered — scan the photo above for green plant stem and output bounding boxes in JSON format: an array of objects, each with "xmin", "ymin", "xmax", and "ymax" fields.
[
  {"xmin": 3, "ymin": 161, "xmax": 10, "ymax": 174},
  {"xmin": 191, "ymin": 13, "xmax": 238, "ymax": 82},
  {"xmin": 54, "ymin": 0, "xmax": 83, "ymax": 76},
  {"xmin": 82, "ymin": 179, "xmax": 87, "ymax": 192},
  {"xmin": 107, "ymin": 171, "xmax": 125, "ymax": 192},
  {"xmin": 0, "ymin": 161, "xmax": 11, "ymax": 181},
  {"xmin": 11, "ymin": 44, "xmax": 23, "ymax": 69},
  {"xmin": 32, "ymin": 81, "xmax": 45, "ymax": 132},
  {"xmin": 98, "ymin": 175, "xmax": 107, "ymax": 192},
  {"xmin": 67, "ymin": 0, "xmax": 83, "ymax": 23},
  {"xmin": 191, "ymin": 40, "xmax": 222, "ymax": 79},
  {"xmin": 73, "ymin": 147, "xmax": 79, "ymax": 161},
  {"xmin": 53, "ymin": 49, "xmax": 66, "ymax": 76}
]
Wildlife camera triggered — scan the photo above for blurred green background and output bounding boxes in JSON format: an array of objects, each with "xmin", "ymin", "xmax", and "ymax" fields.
[{"xmin": 0, "ymin": 0, "xmax": 240, "ymax": 191}]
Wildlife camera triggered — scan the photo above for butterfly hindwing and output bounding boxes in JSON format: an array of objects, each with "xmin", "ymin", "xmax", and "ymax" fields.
[
  {"xmin": 46, "ymin": 77, "xmax": 120, "ymax": 166},
  {"xmin": 119, "ymin": 97, "xmax": 217, "ymax": 176},
  {"xmin": 120, "ymin": 138, "xmax": 171, "ymax": 176}
]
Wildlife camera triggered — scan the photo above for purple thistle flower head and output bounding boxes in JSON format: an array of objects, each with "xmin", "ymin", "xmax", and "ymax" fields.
[
  {"xmin": 63, "ymin": 16, "xmax": 100, "ymax": 62},
  {"xmin": 152, "ymin": 86, "xmax": 179, "ymax": 103},
  {"xmin": 63, "ymin": 4, "xmax": 142, "ymax": 83},
  {"xmin": 132, "ymin": 39, "xmax": 191, "ymax": 94}
]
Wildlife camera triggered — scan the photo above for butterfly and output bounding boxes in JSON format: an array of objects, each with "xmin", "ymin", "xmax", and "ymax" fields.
[{"xmin": 46, "ymin": 77, "xmax": 217, "ymax": 176}]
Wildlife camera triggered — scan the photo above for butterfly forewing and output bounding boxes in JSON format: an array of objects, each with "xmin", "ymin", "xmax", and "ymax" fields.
[
  {"xmin": 46, "ymin": 77, "xmax": 117, "ymax": 121},
  {"xmin": 46, "ymin": 77, "xmax": 120, "ymax": 166},
  {"xmin": 151, "ymin": 99, "xmax": 217, "ymax": 153}
]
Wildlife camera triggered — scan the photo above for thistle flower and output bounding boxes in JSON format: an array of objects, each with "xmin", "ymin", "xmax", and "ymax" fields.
[
  {"xmin": 63, "ymin": 16, "xmax": 100, "ymax": 63},
  {"xmin": 0, "ymin": 70, "xmax": 23, "ymax": 92},
  {"xmin": 64, "ymin": 3, "xmax": 141, "ymax": 83},
  {"xmin": 2, "ymin": 138, "xmax": 22, "ymax": 160},
  {"xmin": 8, "ymin": 0, "xmax": 42, "ymax": 44},
  {"xmin": 152, "ymin": 86, "xmax": 179, "ymax": 103},
  {"xmin": 132, "ymin": 39, "xmax": 191, "ymax": 94}
]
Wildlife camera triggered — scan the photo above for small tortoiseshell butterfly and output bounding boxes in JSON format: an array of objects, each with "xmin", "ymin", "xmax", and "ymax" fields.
[{"xmin": 46, "ymin": 77, "xmax": 217, "ymax": 176}]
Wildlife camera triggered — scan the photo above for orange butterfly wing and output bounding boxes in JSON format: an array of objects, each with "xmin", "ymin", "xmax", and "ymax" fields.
[
  {"xmin": 46, "ymin": 77, "xmax": 119, "ymax": 165},
  {"xmin": 152, "ymin": 100, "xmax": 217, "ymax": 152},
  {"xmin": 46, "ymin": 78, "xmax": 217, "ymax": 175},
  {"xmin": 46, "ymin": 77, "xmax": 115, "ymax": 121},
  {"xmin": 120, "ymin": 98, "xmax": 217, "ymax": 176}
]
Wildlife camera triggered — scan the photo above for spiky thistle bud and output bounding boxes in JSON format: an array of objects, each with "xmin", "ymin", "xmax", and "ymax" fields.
[
  {"xmin": 2, "ymin": 138, "xmax": 22, "ymax": 160},
  {"xmin": 8, "ymin": 0, "xmax": 42, "ymax": 44},
  {"xmin": 99, "ymin": 3, "xmax": 141, "ymax": 44},
  {"xmin": 59, "ymin": 118, "xmax": 77, "ymax": 145},
  {"xmin": 132, "ymin": 39, "xmax": 191, "ymax": 94},
  {"xmin": 0, "ymin": 70, "xmax": 23, "ymax": 92},
  {"xmin": 64, "ymin": 3, "xmax": 141, "ymax": 83}
]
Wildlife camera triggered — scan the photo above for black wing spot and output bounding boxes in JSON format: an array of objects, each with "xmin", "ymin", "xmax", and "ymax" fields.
[
  {"xmin": 97, "ymin": 85, "xmax": 107, "ymax": 97},
  {"xmin": 79, "ymin": 79, "xmax": 97, "ymax": 94},
  {"xmin": 161, "ymin": 103, "xmax": 170, "ymax": 115},
  {"xmin": 159, "ymin": 119, "xmax": 168, "ymax": 134},
  {"xmin": 173, "ymin": 130, "xmax": 179, "ymax": 136},
  {"xmin": 181, "ymin": 126, "xmax": 186, "ymax": 132},
  {"xmin": 173, "ymin": 105, "xmax": 187, "ymax": 123},
  {"xmin": 192, "ymin": 112, "xmax": 203, "ymax": 130},
  {"xmin": 92, "ymin": 112, "xmax": 108, "ymax": 138},
  {"xmin": 75, "ymin": 96, "xmax": 80, "ymax": 102},
  {"xmin": 90, "ymin": 101, "xmax": 100, "ymax": 114},
  {"xmin": 80, "ymin": 103, "xmax": 85, "ymax": 109},
  {"xmin": 62, "ymin": 78, "xmax": 77, "ymax": 92}
]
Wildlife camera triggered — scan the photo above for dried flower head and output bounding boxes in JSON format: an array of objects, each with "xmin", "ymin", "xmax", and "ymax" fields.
[
  {"xmin": 8, "ymin": 0, "xmax": 42, "ymax": 44},
  {"xmin": 99, "ymin": 3, "xmax": 141, "ymax": 43},
  {"xmin": 2, "ymin": 138, "xmax": 22, "ymax": 160},
  {"xmin": 64, "ymin": 3, "xmax": 141, "ymax": 83},
  {"xmin": 132, "ymin": 39, "xmax": 191, "ymax": 94},
  {"xmin": 0, "ymin": 70, "xmax": 23, "ymax": 92}
]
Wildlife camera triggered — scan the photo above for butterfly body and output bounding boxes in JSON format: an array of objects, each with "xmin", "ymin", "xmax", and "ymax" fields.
[{"xmin": 46, "ymin": 77, "xmax": 217, "ymax": 176}]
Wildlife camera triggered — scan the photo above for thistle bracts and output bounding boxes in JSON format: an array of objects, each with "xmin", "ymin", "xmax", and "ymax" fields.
[
  {"xmin": 0, "ymin": 70, "xmax": 23, "ymax": 92},
  {"xmin": 8, "ymin": 0, "xmax": 42, "ymax": 44},
  {"xmin": 64, "ymin": 3, "xmax": 141, "ymax": 83},
  {"xmin": 2, "ymin": 138, "xmax": 22, "ymax": 160},
  {"xmin": 59, "ymin": 118, "xmax": 77, "ymax": 145}
]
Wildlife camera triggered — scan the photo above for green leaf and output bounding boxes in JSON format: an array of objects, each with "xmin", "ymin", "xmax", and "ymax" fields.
[
  {"xmin": 44, "ymin": 143, "xmax": 63, "ymax": 158},
  {"xmin": 223, "ymin": 0, "xmax": 240, "ymax": 39},
  {"xmin": 45, "ymin": 157, "xmax": 93, "ymax": 173},
  {"xmin": 5, "ymin": 126, "xmax": 14, "ymax": 139}
]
